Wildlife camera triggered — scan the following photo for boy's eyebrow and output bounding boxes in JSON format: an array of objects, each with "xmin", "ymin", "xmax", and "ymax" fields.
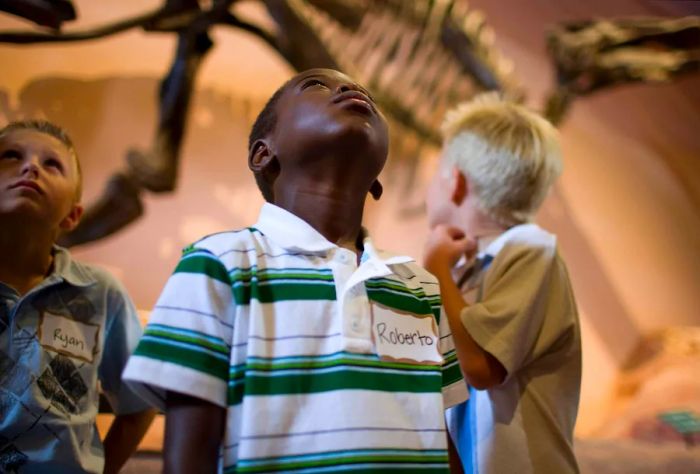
[
  {"xmin": 294, "ymin": 73, "xmax": 375, "ymax": 101},
  {"xmin": 294, "ymin": 72, "xmax": 327, "ymax": 85}
]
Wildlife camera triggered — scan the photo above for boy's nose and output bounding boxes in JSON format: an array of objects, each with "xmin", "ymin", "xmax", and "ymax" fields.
[
  {"xmin": 336, "ymin": 82, "xmax": 362, "ymax": 94},
  {"xmin": 20, "ymin": 157, "xmax": 40, "ymax": 177}
]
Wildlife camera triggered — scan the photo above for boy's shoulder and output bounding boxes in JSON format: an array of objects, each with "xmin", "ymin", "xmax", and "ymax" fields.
[
  {"xmin": 488, "ymin": 223, "xmax": 558, "ymax": 263},
  {"xmin": 54, "ymin": 247, "xmax": 124, "ymax": 293},
  {"xmin": 53, "ymin": 248, "xmax": 137, "ymax": 324},
  {"xmin": 185, "ymin": 227, "xmax": 267, "ymax": 258},
  {"xmin": 484, "ymin": 224, "xmax": 573, "ymax": 292},
  {"xmin": 365, "ymin": 244, "xmax": 440, "ymax": 296},
  {"xmin": 400, "ymin": 261, "xmax": 441, "ymax": 292}
]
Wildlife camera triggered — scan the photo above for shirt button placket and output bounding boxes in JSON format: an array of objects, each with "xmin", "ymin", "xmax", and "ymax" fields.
[{"xmin": 334, "ymin": 249, "xmax": 357, "ymax": 339}]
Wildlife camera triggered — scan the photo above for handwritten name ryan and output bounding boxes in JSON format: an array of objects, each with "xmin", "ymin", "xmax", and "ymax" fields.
[{"xmin": 54, "ymin": 328, "xmax": 86, "ymax": 351}]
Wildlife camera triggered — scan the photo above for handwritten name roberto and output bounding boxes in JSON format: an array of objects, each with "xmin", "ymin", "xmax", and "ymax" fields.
[
  {"xmin": 376, "ymin": 322, "xmax": 435, "ymax": 346},
  {"xmin": 54, "ymin": 328, "xmax": 85, "ymax": 351}
]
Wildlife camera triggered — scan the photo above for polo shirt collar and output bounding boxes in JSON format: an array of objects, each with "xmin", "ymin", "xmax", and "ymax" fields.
[
  {"xmin": 482, "ymin": 223, "xmax": 552, "ymax": 257},
  {"xmin": 457, "ymin": 223, "xmax": 544, "ymax": 266},
  {"xmin": 255, "ymin": 203, "xmax": 414, "ymax": 265},
  {"xmin": 254, "ymin": 203, "xmax": 338, "ymax": 253},
  {"xmin": 51, "ymin": 246, "xmax": 97, "ymax": 287},
  {"xmin": 477, "ymin": 233, "xmax": 500, "ymax": 257},
  {"xmin": 453, "ymin": 230, "xmax": 503, "ymax": 271},
  {"xmin": 361, "ymin": 238, "xmax": 413, "ymax": 266}
]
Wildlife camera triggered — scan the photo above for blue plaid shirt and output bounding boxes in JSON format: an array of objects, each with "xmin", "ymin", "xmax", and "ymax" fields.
[{"xmin": 0, "ymin": 247, "xmax": 148, "ymax": 473}]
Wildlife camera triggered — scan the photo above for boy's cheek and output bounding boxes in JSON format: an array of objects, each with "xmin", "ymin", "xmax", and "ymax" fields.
[{"xmin": 425, "ymin": 179, "xmax": 446, "ymax": 228}]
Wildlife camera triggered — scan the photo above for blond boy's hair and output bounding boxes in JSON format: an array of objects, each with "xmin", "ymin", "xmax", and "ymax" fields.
[{"xmin": 441, "ymin": 93, "xmax": 561, "ymax": 227}]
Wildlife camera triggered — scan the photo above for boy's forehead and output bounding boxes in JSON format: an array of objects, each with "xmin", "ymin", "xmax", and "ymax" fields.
[
  {"xmin": 272, "ymin": 69, "xmax": 354, "ymax": 109},
  {"xmin": 1, "ymin": 128, "xmax": 65, "ymax": 150},
  {"xmin": 0, "ymin": 128, "xmax": 78, "ymax": 169}
]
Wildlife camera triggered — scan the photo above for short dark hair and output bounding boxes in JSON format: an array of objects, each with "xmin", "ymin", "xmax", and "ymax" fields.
[
  {"xmin": 0, "ymin": 119, "xmax": 82, "ymax": 199},
  {"xmin": 248, "ymin": 80, "xmax": 291, "ymax": 202}
]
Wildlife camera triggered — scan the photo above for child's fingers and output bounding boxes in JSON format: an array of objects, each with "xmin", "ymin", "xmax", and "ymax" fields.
[
  {"xmin": 440, "ymin": 226, "xmax": 475, "ymax": 251},
  {"xmin": 454, "ymin": 237, "xmax": 475, "ymax": 254},
  {"xmin": 424, "ymin": 226, "xmax": 477, "ymax": 270},
  {"xmin": 431, "ymin": 226, "xmax": 476, "ymax": 260},
  {"xmin": 463, "ymin": 237, "xmax": 478, "ymax": 256},
  {"xmin": 430, "ymin": 226, "xmax": 475, "ymax": 255},
  {"xmin": 444, "ymin": 226, "xmax": 466, "ymax": 240}
]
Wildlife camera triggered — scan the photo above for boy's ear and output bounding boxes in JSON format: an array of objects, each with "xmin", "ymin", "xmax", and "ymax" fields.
[
  {"xmin": 249, "ymin": 139, "xmax": 276, "ymax": 173},
  {"xmin": 250, "ymin": 139, "xmax": 280, "ymax": 196},
  {"xmin": 369, "ymin": 179, "xmax": 383, "ymax": 200},
  {"xmin": 59, "ymin": 203, "xmax": 84, "ymax": 233},
  {"xmin": 450, "ymin": 167, "xmax": 468, "ymax": 206}
]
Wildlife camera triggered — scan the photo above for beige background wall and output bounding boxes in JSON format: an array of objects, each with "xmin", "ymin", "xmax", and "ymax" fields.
[{"xmin": 1, "ymin": 0, "xmax": 698, "ymax": 436}]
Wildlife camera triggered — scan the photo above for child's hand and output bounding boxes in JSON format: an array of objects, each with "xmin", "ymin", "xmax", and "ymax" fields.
[{"xmin": 423, "ymin": 225, "xmax": 477, "ymax": 277}]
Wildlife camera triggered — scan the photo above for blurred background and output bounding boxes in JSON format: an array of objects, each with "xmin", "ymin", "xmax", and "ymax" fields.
[{"xmin": 1, "ymin": 1, "xmax": 699, "ymax": 472}]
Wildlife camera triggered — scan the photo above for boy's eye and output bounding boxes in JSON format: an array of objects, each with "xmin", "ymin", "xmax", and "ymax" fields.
[
  {"xmin": 0, "ymin": 149, "xmax": 21, "ymax": 160},
  {"xmin": 44, "ymin": 157, "xmax": 64, "ymax": 172},
  {"xmin": 301, "ymin": 79, "xmax": 328, "ymax": 90}
]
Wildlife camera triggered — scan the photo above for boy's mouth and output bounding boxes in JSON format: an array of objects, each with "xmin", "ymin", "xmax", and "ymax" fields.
[
  {"xmin": 10, "ymin": 179, "xmax": 44, "ymax": 195},
  {"xmin": 333, "ymin": 91, "xmax": 375, "ymax": 115}
]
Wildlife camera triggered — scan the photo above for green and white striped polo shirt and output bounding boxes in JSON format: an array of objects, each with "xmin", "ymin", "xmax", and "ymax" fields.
[{"xmin": 124, "ymin": 203, "xmax": 468, "ymax": 473}]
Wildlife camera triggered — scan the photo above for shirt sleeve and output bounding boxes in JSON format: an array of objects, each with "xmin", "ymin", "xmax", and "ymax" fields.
[
  {"xmin": 427, "ymin": 281, "xmax": 469, "ymax": 409},
  {"xmin": 122, "ymin": 246, "xmax": 235, "ymax": 410},
  {"xmin": 98, "ymin": 275, "xmax": 152, "ymax": 415},
  {"xmin": 460, "ymin": 242, "xmax": 577, "ymax": 383}
]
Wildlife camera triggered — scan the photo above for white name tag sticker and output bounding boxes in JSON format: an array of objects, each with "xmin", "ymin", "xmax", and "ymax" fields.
[
  {"xmin": 371, "ymin": 305, "xmax": 442, "ymax": 365},
  {"xmin": 39, "ymin": 312, "xmax": 99, "ymax": 363}
]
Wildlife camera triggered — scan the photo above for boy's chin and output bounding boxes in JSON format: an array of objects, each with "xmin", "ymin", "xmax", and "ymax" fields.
[{"xmin": 330, "ymin": 118, "xmax": 387, "ymax": 152}]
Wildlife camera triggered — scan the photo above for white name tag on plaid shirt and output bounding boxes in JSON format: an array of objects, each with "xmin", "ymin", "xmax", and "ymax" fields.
[
  {"xmin": 39, "ymin": 312, "xmax": 99, "ymax": 363},
  {"xmin": 371, "ymin": 305, "xmax": 442, "ymax": 365}
]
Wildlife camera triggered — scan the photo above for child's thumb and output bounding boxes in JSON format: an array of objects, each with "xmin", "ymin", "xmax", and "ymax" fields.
[
  {"xmin": 444, "ymin": 226, "xmax": 466, "ymax": 240},
  {"xmin": 461, "ymin": 236, "xmax": 478, "ymax": 256}
]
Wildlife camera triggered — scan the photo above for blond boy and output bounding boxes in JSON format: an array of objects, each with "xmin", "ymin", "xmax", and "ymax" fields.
[{"xmin": 424, "ymin": 94, "xmax": 581, "ymax": 473}]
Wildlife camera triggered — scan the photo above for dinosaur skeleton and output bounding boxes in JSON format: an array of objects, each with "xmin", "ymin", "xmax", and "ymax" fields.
[
  {"xmin": 292, "ymin": 0, "xmax": 522, "ymax": 144},
  {"xmin": 0, "ymin": 0, "xmax": 76, "ymax": 30},
  {"xmin": 544, "ymin": 16, "xmax": 700, "ymax": 124},
  {"xmin": 0, "ymin": 1, "xmax": 698, "ymax": 246}
]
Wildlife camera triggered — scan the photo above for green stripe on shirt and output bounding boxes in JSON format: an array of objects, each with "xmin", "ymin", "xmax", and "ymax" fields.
[
  {"xmin": 441, "ymin": 350, "xmax": 463, "ymax": 387},
  {"xmin": 144, "ymin": 324, "xmax": 228, "ymax": 355},
  {"xmin": 230, "ymin": 267, "xmax": 337, "ymax": 304},
  {"xmin": 235, "ymin": 448, "xmax": 448, "ymax": 473},
  {"xmin": 240, "ymin": 351, "xmax": 437, "ymax": 373},
  {"xmin": 174, "ymin": 252, "xmax": 230, "ymax": 285},
  {"xmin": 233, "ymin": 282, "xmax": 336, "ymax": 305},
  {"xmin": 241, "ymin": 367, "xmax": 441, "ymax": 396},
  {"xmin": 225, "ymin": 465, "xmax": 448, "ymax": 474},
  {"xmin": 134, "ymin": 337, "xmax": 229, "ymax": 381},
  {"xmin": 366, "ymin": 289, "xmax": 434, "ymax": 316}
]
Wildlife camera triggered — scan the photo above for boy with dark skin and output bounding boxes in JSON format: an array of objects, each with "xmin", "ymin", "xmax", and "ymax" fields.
[
  {"xmin": 167, "ymin": 69, "xmax": 387, "ymax": 472},
  {"xmin": 0, "ymin": 122, "xmax": 155, "ymax": 473},
  {"xmin": 124, "ymin": 69, "xmax": 467, "ymax": 473}
]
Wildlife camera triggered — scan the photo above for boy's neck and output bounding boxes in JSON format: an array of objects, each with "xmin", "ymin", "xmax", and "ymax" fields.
[
  {"xmin": 459, "ymin": 204, "xmax": 509, "ymax": 241},
  {"xmin": 0, "ymin": 217, "xmax": 56, "ymax": 295},
  {"xmin": 274, "ymin": 185, "xmax": 365, "ymax": 255}
]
